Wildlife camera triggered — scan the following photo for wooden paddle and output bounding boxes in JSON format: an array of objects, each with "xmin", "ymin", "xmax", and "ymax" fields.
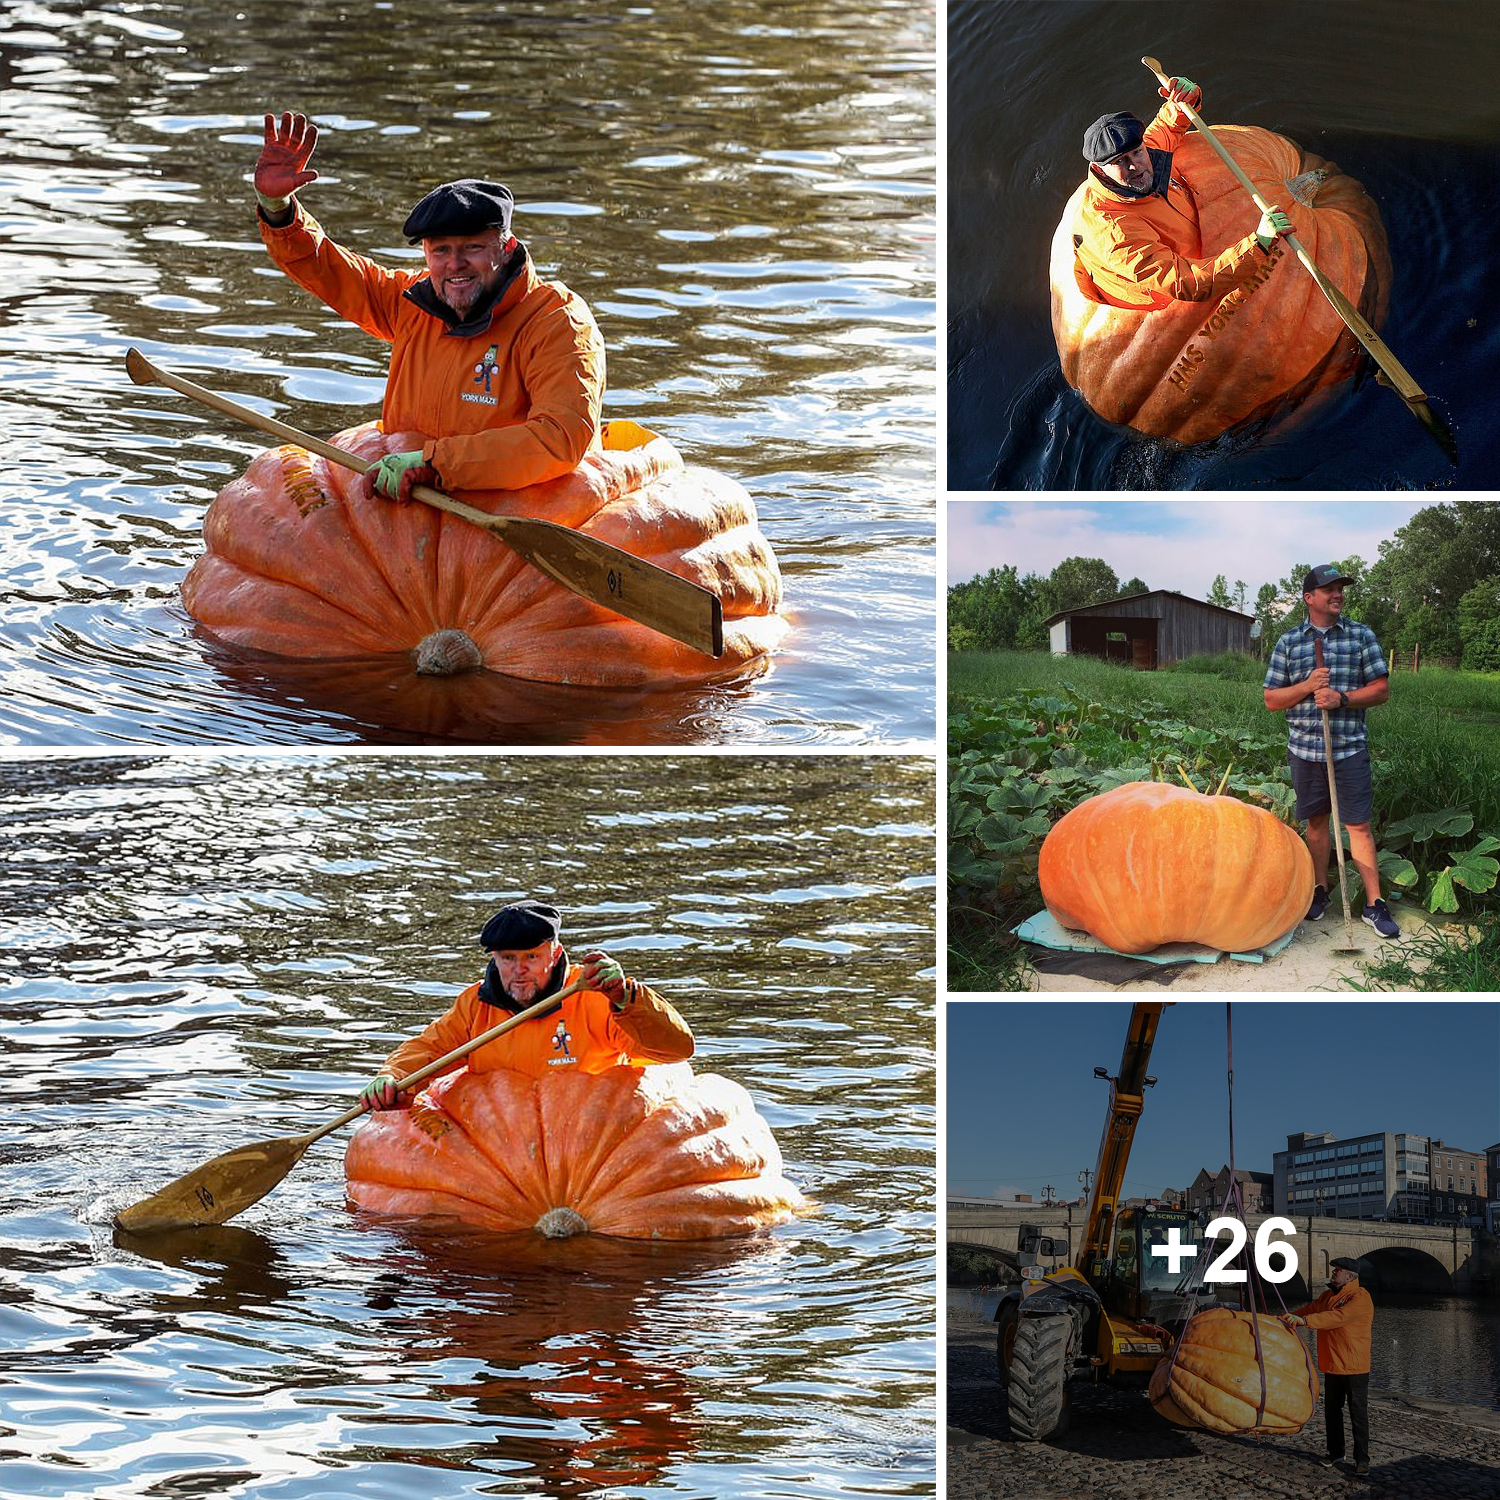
[
  {"xmin": 1140, "ymin": 59, "xmax": 1456, "ymax": 464},
  {"xmin": 124, "ymin": 347, "xmax": 725, "ymax": 657},
  {"xmin": 113, "ymin": 979, "xmax": 585, "ymax": 1235},
  {"xmin": 1313, "ymin": 636, "xmax": 1361, "ymax": 954}
]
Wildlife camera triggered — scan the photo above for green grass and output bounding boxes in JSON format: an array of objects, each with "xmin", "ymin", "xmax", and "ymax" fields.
[{"xmin": 1342, "ymin": 912, "xmax": 1500, "ymax": 992}]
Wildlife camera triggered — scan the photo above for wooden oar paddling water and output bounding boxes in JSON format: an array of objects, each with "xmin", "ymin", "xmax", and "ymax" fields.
[
  {"xmin": 1140, "ymin": 58, "xmax": 1456, "ymax": 464},
  {"xmin": 125, "ymin": 348, "xmax": 725, "ymax": 657},
  {"xmin": 113, "ymin": 981, "xmax": 584, "ymax": 1235}
]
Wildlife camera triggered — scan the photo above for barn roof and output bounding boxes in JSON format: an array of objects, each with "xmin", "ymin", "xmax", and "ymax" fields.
[{"xmin": 1044, "ymin": 589, "xmax": 1255, "ymax": 628}]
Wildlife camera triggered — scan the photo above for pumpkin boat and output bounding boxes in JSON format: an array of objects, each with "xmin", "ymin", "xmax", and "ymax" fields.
[
  {"xmin": 1150, "ymin": 1308, "xmax": 1319, "ymax": 1435},
  {"xmin": 344, "ymin": 1061, "xmax": 810, "ymax": 1241},
  {"xmin": 181, "ymin": 418, "xmax": 788, "ymax": 687},
  {"xmin": 1038, "ymin": 781, "xmax": 1313, "ymax": 954},
  {"xmin": 1049, "ymin": 125, "xmax": 1391, "ymax": 444}
]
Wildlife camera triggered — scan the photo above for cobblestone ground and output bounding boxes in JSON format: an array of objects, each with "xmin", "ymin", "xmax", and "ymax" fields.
[{"xmin": 949, "ymin": 1316, "xmax": 1500, "ymax": 1499}]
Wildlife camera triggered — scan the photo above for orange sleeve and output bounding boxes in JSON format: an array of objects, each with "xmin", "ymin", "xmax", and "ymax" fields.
[
  {"xmin": 425, "ymin": 293, "xmax": 605, "ymax": 490},
  {"xmin": 608, "ymin": 981, "xmax": 695, "ymax": 1063},
  {"xmin": 260, "ymin": 204, "xmax": 417, "ymax": 342},
  {"xmin": 1141, "ymin": 100, "xmax": 1193, "ymax": 156},
  {"xmin": 1103, "ymin": 220, "xmax": 1270, "ymax": 304},
  {"xmin": 1302, "ymin": 1296, "xmax": 1369, "ymax": 1332},
  {"xmin": 381, "ymin": 990, "xmax": 481, "ymax": 1085}
]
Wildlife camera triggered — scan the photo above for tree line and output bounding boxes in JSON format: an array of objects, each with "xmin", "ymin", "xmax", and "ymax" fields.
[{"xmin": 948, "ymin": 502, "xmax": 1500, "ymax": 672}]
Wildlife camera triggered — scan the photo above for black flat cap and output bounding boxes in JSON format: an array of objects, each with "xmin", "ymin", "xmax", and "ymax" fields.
[
  {"xmin": 478, "ymin": 900, "xmax": 561, "ymax": 951},
  {"xmin": 1083, "ymin": 112, "xmax": 1145, "ymax": 164},
  {"xmin": 1330, "ymin": 1256, "xmax": 1361, "ymax": 1273},
  {"xmin": 403, "ymin": 179, "xmax": 514, "ymax": 243}
]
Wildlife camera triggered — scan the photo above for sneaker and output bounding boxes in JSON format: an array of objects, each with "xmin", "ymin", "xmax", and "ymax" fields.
[
  {"xmin": 1306, "ymin": 885, "xmax": 1329, "ymax": 921},
  {"xmin": 1354, "ymin": 1462, "xmax": 1370, "ymax": 1475},
  {"xmin": 1319, "ymin": 1455, "xmax": 1341, "ymax": 1468},
  {"xmin": 1362, "ymin": 899, "xmax": 1400, "ymax": 938}
]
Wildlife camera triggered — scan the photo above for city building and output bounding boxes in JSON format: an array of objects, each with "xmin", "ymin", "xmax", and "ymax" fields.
[
  {"xmin": 1487, "ymin": 1143, "xmax": 1500, "ymax": 1233},
  {"xmin": 1186, "ymin": 1165, "xmax": 1273, "ymax": 1215},
  {"xmin": 1274, "ymin": 1130, "xmax": 1489, "ymax": 1225}
]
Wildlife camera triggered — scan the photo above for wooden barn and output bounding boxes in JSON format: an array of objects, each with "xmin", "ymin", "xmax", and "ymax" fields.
[{"xmin": 1046, "ymin": 590, "xmax": 1253, "ymax": 670}]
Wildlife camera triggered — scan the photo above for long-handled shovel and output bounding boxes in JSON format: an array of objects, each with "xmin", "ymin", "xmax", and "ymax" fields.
[
  {"xmin": 113, "ymin": 980, "xmax": 584, "ymax": 1235},
  {"xmin": 1141, "ymin": 58, "xmax": 1456, "ymax": 465},
  {"xmin": 1313, "ymin": 637, "xmax": 1361, "ymax": 954},
  {"xmin": 124, "ymin": 348, "xmax": 725, "ymax": 657}
]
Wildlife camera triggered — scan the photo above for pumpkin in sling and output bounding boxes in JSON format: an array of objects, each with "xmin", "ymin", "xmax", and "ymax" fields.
[
  {"xmin": 1150, "ymin": 1308, "xmax": 1319, "ymax": 1435},
  {"xmin": 1050, "ymin": 126, "xmax": 1391, "ymax": 444},
  {"xmin": 345, "ymin": 1062, "xmax": 809, "ymax": 1241},
  {"xmin": 1038, "ymin": 781, "xmax": 1313, "ymax": 953},
  {"xmin": 181, "ymin": 419, "xmax": 787, "ymax": 687}
]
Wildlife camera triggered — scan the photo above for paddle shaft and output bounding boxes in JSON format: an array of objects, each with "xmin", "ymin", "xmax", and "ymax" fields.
[
  {"xmin": 298, "ymin": 978, "xmax": 586, "ymax": 1148},
  {"xmin": 1139, "ymin": 58, "xmax": 1435, "ymax": 412},
  {"xmin": 1313, "ymin": 637, "xmax": 1357, "ymax": 947},
  {"xmin": 124, "ymin": 348, "xmax": 724, "ymax": 656}
]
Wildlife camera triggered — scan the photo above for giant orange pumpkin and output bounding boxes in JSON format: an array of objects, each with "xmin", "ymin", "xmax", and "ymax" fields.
[
  {"xmin": 1150, "ymin": 1308, "xmax": 1319, "ymax": 1435},
  {"xmin": 181, "ymin": 420, "xmax": 787, "ymax": 687},
  {"xmin": 344, "ymin": 1062, "xmax": 809, "ymax": 1240},
  {"xmin": 1038, "ymin": 781, "xmax": 1313, "ymax": 953},
  {"xmin": 1050, "ymin": 126, "xmax": 1391, "ymax": 443}
]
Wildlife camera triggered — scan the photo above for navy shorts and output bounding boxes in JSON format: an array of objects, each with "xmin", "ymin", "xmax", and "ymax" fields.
[{"xmin": 1288, "ymin": 748, "xmax": 1373, "ymax": 827}]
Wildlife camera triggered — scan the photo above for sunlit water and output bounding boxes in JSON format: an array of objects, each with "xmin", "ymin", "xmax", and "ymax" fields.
[
  {"xmin": 948, "ymin": 0, "xmax": 1500, "ymax": 489},
  {"xmin": 0, "ymin": 0, "xmax": 935, "ymax": 744},
  {"xmin": 948, "ymin": 1289, "xmax": 1500, "ymax": 1410},
  {"xmin": 0, "ymin": 753, "xmax": 937, "ymax": 1497}
]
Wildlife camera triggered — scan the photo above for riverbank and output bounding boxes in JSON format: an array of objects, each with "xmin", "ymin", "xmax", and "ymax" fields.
[{"xmin": 949, "ymin": 1315, "xmax": 1500, "ymax": 1499}]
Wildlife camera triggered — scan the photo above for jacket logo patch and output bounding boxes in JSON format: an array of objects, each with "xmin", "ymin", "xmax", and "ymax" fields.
[{"xmin": 548, "ymin": 1019, "xmax": 578, "ymax": 1066}]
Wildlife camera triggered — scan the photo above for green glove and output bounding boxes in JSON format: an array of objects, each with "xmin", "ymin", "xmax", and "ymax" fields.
[
  {"xmin": 370, "ymin": 450, "xmax": 429, "ymax": 501},
  {"xmin": 580, "ymin": 950, "xmax": 628, "ymax": 1007},
  {"xmin": 1256, "ymin": 205, "xmax": 1293, "ymax": 250},
  {"xmin": 1159, "ymin": 76, "xmax": 1201, "ymax": 116},
  {"xmin": 359, "ymin": 1073, "xmax": 400, "ymax": 1112}
]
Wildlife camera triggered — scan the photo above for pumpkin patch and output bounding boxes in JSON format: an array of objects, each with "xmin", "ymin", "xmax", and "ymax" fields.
[
  {"xmin": 1038, "ymin": 780, "xmax": 1313, "ymax": 954},
  {"xmin": 1149, "ymin": 1308, "xmax": 1319, "ymax": 1435},
  {"xmin": 344, "ymin": 1062, "xmax": 809, "ymax": 1240},
  {"xmin": 1050, "ymin": 126, "xmax": 1391, "ymax": 443},
  {"xmin": 181, "ymin": 419, "xmax": 787, "ymax": 686}
]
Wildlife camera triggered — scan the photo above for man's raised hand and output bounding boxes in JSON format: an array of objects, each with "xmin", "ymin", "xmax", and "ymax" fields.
[{"xmin": 256, "ymin": 111, "xmax": 320, "ymax": 204}]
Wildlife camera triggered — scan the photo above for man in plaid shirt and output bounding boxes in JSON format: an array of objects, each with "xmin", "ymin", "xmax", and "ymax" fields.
[{"xmin": 1263, "ymin": 565, "xmax": 1398, "ymax": 937}]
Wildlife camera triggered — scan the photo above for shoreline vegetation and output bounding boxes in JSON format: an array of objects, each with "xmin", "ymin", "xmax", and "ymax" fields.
[{"xmin": 948, "ymin": 650, "xmax": 1500, "ymax": 993}]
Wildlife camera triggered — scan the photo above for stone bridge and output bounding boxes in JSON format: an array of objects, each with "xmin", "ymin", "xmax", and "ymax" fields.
[{"xmin": 948, "ymin": 1201, "xmax": 1497, "ymax": 1296}]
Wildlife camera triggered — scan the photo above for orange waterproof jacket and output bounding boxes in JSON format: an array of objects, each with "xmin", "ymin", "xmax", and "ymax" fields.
[
  {"xmin": 382, "ymin": 961, "xmax": 694, "ymax": 1084},
  {"xmin": 1292, "ymin": 1277, "xmax": 1374, "ymax": 1374},
  {"xmin": 1073, "ymin": 102, "xmax": 1272, "ymax": 310},
  {"xmin": 260, "ymin": 206, "xmax": 605, "ymax": 492}
]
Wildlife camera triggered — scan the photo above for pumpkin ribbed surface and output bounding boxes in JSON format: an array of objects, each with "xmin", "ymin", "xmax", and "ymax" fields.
[
  {"xmin": 1050, "ymin": 126, "xmax": 1391, "ymax": 443},
  {"xmin": 344, "ymin": 1062, "xmax": 809, "ymax": 1241},
  {"xmin": 1149, "ymin": 1308, "xmax": 1319, "ymax": 1435},
  {"xmin": 1038, "ymin": 781, "xmax": 1313, "ymax": 954},
  {"xmin": 180, "ymin": 420, "xmax": 787, "ymax": 686}
]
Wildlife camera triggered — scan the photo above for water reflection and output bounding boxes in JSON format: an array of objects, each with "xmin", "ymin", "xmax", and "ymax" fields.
[{"xmin": 0, "ymin": 0, "xmax": 935, "ymax": 745}]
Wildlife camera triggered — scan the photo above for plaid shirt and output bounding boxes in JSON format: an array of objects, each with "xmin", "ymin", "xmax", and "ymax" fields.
[{"xmin": 1264, "ymin": 619, "xmax": 1388, "ymax": 761}]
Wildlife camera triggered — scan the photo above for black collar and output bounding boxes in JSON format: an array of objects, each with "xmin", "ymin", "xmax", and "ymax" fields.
[
  {"xmin": 1093, "ymin": 147, "xmax": 1174, "ymax": 201},
  {"xmin": 402, "ymin": 242, "xmax": 529, "ymax": 337}
]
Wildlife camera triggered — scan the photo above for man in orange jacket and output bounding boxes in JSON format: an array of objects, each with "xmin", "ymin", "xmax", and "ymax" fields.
[
  {"xmin": 253, "ymin": 111, "xmax": 605, "ymax": 503},
  {"xmin": 1287, "ymin": 1256, "xmax": 1375, "ymax": 1476},
  {"xmin": 1072, "ymin": 78, "xmax": 1294, "ymax": 310},
  {"xmin": 356, "ymin": 899, "xmax": 693, "ymax": 1110}
]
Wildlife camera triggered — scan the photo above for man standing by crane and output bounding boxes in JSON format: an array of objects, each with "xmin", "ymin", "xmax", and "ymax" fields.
[{"xmin": 1285, "ymin": 1256, "xmax": 1375, "ymax": 1476}]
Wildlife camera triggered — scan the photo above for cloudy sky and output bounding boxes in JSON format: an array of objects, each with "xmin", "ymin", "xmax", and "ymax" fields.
[{"xmin": 946, "ymin": 501, "xmax": 1430, "ymax": 597}]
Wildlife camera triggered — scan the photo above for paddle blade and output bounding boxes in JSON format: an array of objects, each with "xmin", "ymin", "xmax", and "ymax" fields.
[{"xmin": 113, "ymin": 1132, "xmax": 314, "ymax": 1235}]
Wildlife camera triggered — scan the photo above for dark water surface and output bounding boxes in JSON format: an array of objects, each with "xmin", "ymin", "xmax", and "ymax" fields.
[
  {"xmin": 1, "ymin": 0, "xmax": 935, "ymax": 745},
  {"xmin": 949, "ymin": 0, "xmax": 1500, "ymax": 490},
  {"xmin": 948, "ymin": 1290, "xmax": 1500, "ymax": 1411},
  {"xmin": 0, "ymin": 753, "xmax": 936, "ymax": 1497}
]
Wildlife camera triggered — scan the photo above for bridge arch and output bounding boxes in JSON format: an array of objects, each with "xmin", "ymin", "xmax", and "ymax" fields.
[
  {"xmin": 948, "ymin": 1240, "xmax": 1021, "ymax": 1286},
  {"xmin": 1353, "ymin": 1245, "xmax": 1453, "ymax": 1295}
]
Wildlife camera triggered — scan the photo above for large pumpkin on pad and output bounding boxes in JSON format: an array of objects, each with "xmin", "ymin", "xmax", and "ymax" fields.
[
  {"xmin": 345, "ymin": 1062, "xmax": 809, "ymax": 1240},
  {"xmin": 181, "ymin": 420, "xmax": 787, "ymax": 686},
  {"xmin": 1038, "ymin": 781, "xmax": 1313, "ymax": 953},
  {"xmin": 1150, "ymin": 1308, "xmax": 1319, "ymax": 1434},
  {"xmin": 1050, "ymin": 126, "xmax": 1391, "ymax": 443}
]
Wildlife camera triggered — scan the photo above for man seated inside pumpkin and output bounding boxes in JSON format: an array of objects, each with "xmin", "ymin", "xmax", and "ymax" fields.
[
  {"xmin": 253, "ymin": 111, "xmax": 604, "ymax": 506},
  {"xmin": 1072, "ymin": 77, "xmax": 1294, "ymax": 311},
  {"xmin": 356, "ymin": 900, "xmax": 693, "ymax": 1112}
]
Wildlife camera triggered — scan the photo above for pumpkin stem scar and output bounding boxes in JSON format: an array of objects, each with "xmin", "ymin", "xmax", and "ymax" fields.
[
  {"xmin": 1283, "ymin": 167, "xmax": 1331, "ymax": 207},
  {"xmin": 413, "ymin": 628, "xmax": 484, "ymax": 676},
  {"xmin": 536, "ymin": 1206, "xmax": 590, "ymax": 1238}
]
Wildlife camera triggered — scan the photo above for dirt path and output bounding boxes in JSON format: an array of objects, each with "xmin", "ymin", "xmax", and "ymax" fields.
[{"xmin": 1029, "ymin": 908, "xmax": 1451, "ymax": 993}]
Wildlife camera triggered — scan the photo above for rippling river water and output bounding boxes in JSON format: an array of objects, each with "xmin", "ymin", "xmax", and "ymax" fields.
[
  {"xmin": 1, "ymin": 753, "xmax": 936, "ymax": 1496},
  {"xmin": 949, "ymin": 0, "xmax": 1500, "ymax": 489},
  {"xmin": 1, "ymin": 0, "xmax": 935, "ymax": 745}
]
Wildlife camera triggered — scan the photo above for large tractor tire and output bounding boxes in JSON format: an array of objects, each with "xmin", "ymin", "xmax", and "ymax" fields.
[{"xmin": 1006, "ymin": 1315, "xmax": 1073, "ymax": 1442}]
